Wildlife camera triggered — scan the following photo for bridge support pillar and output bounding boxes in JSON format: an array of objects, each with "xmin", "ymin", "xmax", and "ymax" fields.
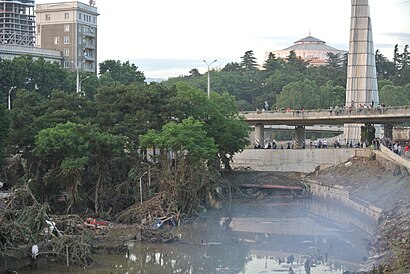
[
  {"xmin": 384, "ymin": 124, "xmax": 393, "ymax": 140},
  {"xmin": 255, "ymin": 123, "xmax": 264, "ymax": 148},
  {"xmin": 295, "ymin": 126, "xmax": 306, "ymax": 149}
]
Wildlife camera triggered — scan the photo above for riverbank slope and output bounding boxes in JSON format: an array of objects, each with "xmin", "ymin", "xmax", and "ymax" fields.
[{"xmin": 305, "ymin": 156, "xmax": 410, "ymax": 273}]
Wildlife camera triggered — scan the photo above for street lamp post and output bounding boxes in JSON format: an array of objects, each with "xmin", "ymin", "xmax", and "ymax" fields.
[
  {"xmin": 141, "ymin": 162, "xmax": 151, "ymax": 186},
  {"xmin": 71, "ymin": 60, "xmax": 86, "ymax": 93},
  {"xmin": 139, "ymin": 171, "xmax": 148, "ymax": 204},
  {"xmin": 8, "ymin": 86, "xmax": 16, "ymax": 110},
  {"xmin": 203, "ymin": 59, "xmax": 217, "ymax": 99},
  {"xmin": 79, "ymin": 75, "xmax": 90, "ymax": 94}
]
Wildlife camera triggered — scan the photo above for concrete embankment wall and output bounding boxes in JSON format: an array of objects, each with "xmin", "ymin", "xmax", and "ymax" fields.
[
  {"xmin": 231, "ymin": 148, "xmax": 391, "ymax": 221},
  {"xmin": 304, "ymin": 179, "xmax": 383, "ymax": 220},
  {"xmin": 231, "ymin": 148, "xmax": 359, "ymax": 173}
]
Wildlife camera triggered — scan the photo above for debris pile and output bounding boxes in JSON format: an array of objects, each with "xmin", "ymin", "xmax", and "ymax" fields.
[{"xmin": 115, "ymin": 191, "xmax": 179, "ymax": 243}]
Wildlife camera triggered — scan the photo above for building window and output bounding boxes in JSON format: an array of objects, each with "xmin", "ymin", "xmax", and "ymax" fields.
[
  {"xmin": 64, "ymin": 61, "xmax": 70, "ymax": 68},
  {"xmin": 64, "ymin": 24, "xmax": 70, "ymax": 32},
  {"xmin": 64, "ymin": 48, "xmax": 70, "ymax": 56},
  {"xmin": 79, "ymin": 13, "xmax": 82, "ymax": 20},
  {"xmin": 45, "ymin": 14, "xmax": 51, "ymax": 21},
  {"xmin": 93, "ymin": 17, "xmax": 96, "ymax": 24},
  {"xmin": 64, "ymin": 36, "xmax": 69, "ymax": 44},
  {"xmin": 64, "ymin": 13, "xmax": 69, "ymax": 19},
  {"xmin": 54, "ymin": 36, "xmax": 60, "ymax": 44}
]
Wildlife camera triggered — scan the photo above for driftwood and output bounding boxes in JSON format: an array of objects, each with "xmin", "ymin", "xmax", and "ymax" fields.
[
  {"xmin": 0, "ymin": 184, "xmax": 94, "ymax": 266},
  {"xmin": 115, "ymin": 191, "xmax": 179, "ymax": 225}
]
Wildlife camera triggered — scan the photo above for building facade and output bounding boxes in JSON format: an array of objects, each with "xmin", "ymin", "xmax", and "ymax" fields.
[
  {"xmin": 0, "ymin": 0, "xmax": 36, "ymax": 46},
  {"xmin": 0, "ymin": 0, "xmax": 62, "ymax": 63},
  {"xmin": 35, "ymin": 1, "xmax": 98, "ymax": 74},
  {"xmin": 266, "ymin": 35, "xmax": 348, "ymax": 66}
]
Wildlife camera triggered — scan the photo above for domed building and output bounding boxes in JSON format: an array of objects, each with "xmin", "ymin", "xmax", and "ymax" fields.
[{"xmin": 266, "ymin": 35, "xmax": 348, "ymax": 66}]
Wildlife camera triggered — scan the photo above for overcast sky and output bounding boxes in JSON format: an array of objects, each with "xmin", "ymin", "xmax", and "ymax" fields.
[{"xmin": 36, "ymin": 0, "xmax": 410, "ymax": 79}]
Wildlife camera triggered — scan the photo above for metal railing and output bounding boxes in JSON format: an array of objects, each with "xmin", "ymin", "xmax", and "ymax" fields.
[{"xmin": 242, "ymin": 105, "xmax": 410, "ymax": 118}]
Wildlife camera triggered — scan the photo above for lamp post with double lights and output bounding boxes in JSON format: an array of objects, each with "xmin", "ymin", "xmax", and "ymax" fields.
[{"xmin": 203, "ymin": 59, "xmax": 217, "ymax": 99}]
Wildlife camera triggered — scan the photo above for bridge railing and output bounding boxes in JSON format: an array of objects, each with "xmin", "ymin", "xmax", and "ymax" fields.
[{"xmin": 241, "ymin": 105, "xmax": 410, "ymax": 118}]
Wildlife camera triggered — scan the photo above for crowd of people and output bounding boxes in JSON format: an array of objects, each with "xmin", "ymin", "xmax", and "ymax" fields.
[{"xmin": 253, "ymin": 137, "xmax": 410, "ymax": 159}]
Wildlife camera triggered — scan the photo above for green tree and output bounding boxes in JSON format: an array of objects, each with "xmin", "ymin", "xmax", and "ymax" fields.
[
  {"xmin": 167, "ymin": 84, "xmax": 250, "ymax": 169},
  {"xmin": 8, "ymin": 89, "xmax": 43, "ymax": 157},
  {"xmin": 99, "ymin": 60, "xmax": 145, "ymax": 85},
  {"xmin": 0, "ymin": 105, "xmax": 10, "ymax": 170},
  {"xmin": 140, "ymin": 117, "xmax": 218, "ymax": 213},
  {"xmin": 189, "ymin": 68, "xmax": 201, "ymax": 77},
  {"xmin": 326, "ymin": 52, "xmax": 343, "ymax": 68},
  {"xmin": 240, "ymin": 50, "xmax": 258, "ymax": 71},
  {"xmin": 285, "ymin": 50, "xmax": 308, "ymax": 73},
  {"xmin": 375, "ymin": 49, "xmax": 396, "ymax": 80},
  {"xmin": 275, "ymin": 79, "xmax": 320, "ymax": 109},
  {"xmin": 221, "ymin": 62, "xmax": 241, "ymax": 72},
  {"xmin": 318, "ymin": 81, "xmax": 345, "ymax": 108},
  {"xmin": 379, "ymin": 85, "xmax": 409, "ymax": 106},
  {"xmin": 34, "ymin": 122, "xmax": 89, "ymax": 211},
  {"xmin": 34, "ymin": 122, "xmax": 127, "ymax": 212},
  {"xmin": 0, "ymin": 55, "xmax": 71, "ymax": 102},
  {"xmin": 263, "ymin": 53, "xmax": 284, "ymax": 72}
]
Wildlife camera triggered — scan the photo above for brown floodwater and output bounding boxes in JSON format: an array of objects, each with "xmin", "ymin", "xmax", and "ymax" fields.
[{"xmin": 15, "ymin": 197, "xmax": 377, "ymax": 274}]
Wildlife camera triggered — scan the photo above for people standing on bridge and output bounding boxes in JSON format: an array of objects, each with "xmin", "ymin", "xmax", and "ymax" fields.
[
  {"xmin": 405, "ymin": 143, "xmax": 409, "ymax": 158},
  {"xmin": 304, "ymin": 258, "xmax": 311, "ymax": 274}
]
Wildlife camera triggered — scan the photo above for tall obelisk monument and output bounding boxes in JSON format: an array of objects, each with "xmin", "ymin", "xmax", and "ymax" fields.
[{"xmin": 345, "ymin": 0, "xmax": 379, "ymax": 143}]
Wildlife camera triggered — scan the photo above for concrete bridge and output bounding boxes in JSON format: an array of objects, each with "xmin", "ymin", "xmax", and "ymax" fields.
[{"xmin": 241, "ymin": 106, "xmax": 410, "ymax": 147}]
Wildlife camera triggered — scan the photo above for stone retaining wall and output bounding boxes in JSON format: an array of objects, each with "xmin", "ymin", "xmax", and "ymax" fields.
[{"xmin": 304, "ymin": 178, "xmax": 383, "ymax": 220}]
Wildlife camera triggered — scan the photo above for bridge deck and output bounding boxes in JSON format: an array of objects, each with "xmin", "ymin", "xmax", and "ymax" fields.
[{"xmin": 242, "ymin": 106, "xmax": 410, "ymax": 126}]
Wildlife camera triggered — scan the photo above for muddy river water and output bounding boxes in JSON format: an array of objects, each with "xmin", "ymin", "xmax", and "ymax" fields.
[{"xmin": 20, "ymin": 197, "xmax": 378, "ymax": 274}]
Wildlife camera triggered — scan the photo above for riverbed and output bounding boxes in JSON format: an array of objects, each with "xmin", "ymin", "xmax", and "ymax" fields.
[{"xmin": 18, "ymin": 197, "xmax": 377, "ymax": 274}]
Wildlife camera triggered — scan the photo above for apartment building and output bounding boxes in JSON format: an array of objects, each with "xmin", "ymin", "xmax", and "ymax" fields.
[
  {"xmin": 35, "ymin": 1, "xmax": 98, "ymax": 74},
  {"xmin": 0, "ymin": 0, "xmax": 62, "ymax": 63}
]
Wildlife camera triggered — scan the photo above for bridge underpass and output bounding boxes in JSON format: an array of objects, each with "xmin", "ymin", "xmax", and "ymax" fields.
[{"xmin": 242, "ymin": 106, "xmax": 410, "ymax": 148}]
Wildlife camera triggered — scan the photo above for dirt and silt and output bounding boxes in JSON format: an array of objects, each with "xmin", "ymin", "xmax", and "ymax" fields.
[{"xmin": 1, "ymin": 156, "xmax": 409, "ymax": 273}]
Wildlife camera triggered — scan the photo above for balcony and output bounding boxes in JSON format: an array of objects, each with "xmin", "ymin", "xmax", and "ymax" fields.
[
  {"xmin": 83, "ymin": 42, "xmax": 95, "ymax": 50},
  {"xmin": 83, "ymin": 29, "xmax": 95, "ymax": 38}
]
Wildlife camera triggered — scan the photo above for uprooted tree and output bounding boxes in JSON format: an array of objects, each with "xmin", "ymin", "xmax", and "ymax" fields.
[{"xmin": 140, "ymin": 117, "xmax": 219, "ymax": 215}]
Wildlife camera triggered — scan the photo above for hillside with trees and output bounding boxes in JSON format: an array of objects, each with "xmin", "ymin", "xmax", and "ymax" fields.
[{"xmin": 164, "ymin": 46, "xmax": 410, "ymax": 111}]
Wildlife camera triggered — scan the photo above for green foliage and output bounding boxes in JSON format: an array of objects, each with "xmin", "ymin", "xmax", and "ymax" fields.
[
  {"xmin": 34, "ymin": 122, "xmax": 89, "ymax": 166},
  {"xmin": 0, "ymin": 55, "xmax": 70, "ymax": 100},
  {"xmin": 361, "ymin": 124, "xmax": 375, "ymax": 143},
  {"xmin": 275, "ymin": 79, "xmax": 320, "ymax": 109},
  {"xmin": 141, "ymin": 117, "xmax": 217, "ymax": 161},
  {"xmin": 379, "ymin": 84, "xmax": 410, "ymax": 106},
  {"xmin": 263, "ymin": 53, "xmax": 284, "ymax": 72},
  {"xmin": 99, "ymin": 60, "xmax": 145, "ymax": 85},
  {"xmin": 0, "ymin": 105, "xmax": 10, "ymax": 167},
  {"xmin": 240, "ymin": 50, "xmax": 258, "ymax": 71},
  {"xmin": 285, "ymin": 50, "xmax": 308, "ymax": 73},
  {"xmin": 33, "ymin": 122, "xmax": 128, "ymax": 212}
]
